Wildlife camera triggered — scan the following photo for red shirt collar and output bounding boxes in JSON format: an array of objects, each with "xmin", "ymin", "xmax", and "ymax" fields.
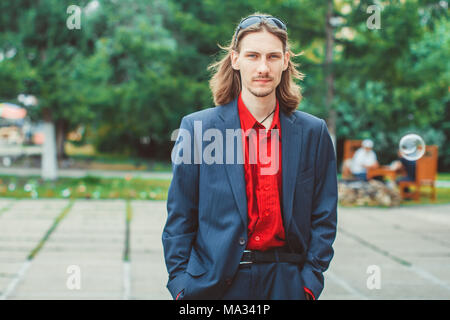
[{"xmin": 237, "ymin": 92, "xmax": 281, "ymax": 136}]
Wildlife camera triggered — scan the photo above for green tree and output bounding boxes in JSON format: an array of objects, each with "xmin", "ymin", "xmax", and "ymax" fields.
[
  {"xmin": 330, "ymin": 0, "xmax": 448, "ymax": 168},
  {"xmin": 0, "ymin": 0, "xmax": 110, "ymax": 161}
]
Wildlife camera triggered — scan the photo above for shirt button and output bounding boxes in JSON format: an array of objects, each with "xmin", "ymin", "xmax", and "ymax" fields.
[
  {"xmin": 239, "ymin": 237, "xmax": 246, "ymax": 245},
  {"xmin": 264, "ymin": 211, "xmax": 270, "ymax": 216},
  {"xmin": 254, "ymin": 236, "xmax": 260, "ymax": 241},
  {"xmin": 264, "ymin": 185, "xmax": 270, "ymax": 191}
]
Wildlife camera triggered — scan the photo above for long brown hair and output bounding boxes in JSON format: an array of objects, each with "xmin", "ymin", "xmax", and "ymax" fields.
[{"xmin": 207, "ymin": 12, "xmax": 305, "ymax": 114}]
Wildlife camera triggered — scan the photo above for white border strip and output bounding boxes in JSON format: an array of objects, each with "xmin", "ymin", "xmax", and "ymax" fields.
[
  {"xmin": 0, "ymin": 260, "xmax": 32, "ymax": 300},
  {"xmin": 409, "ymin": 265, "xmax": 450, "ymax": 292},
  {"xmin": 122, "ymin": 261, "xmax": 131, "ymax": 300},
  {"xmin": 325, "ymin": 270, "xmax": 369, "ymax": 300}
]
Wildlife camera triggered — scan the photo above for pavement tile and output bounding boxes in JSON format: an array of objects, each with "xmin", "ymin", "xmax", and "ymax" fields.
[{"xmin": 1, "ymin": 199, "xmax": 449, "ymax": 299}]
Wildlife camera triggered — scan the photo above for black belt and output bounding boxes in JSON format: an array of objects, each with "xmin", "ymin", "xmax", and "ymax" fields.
[{"xmin": 240, "ymin": 247, "xmax": 306, "ymax": 266}]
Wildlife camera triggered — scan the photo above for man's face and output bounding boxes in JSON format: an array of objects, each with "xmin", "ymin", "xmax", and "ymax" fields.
[{"xmin": 231, "ymin": 29, "xmax": 290, "ymax": 98}]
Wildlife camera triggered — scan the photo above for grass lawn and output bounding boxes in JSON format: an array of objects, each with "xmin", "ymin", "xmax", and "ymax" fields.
[
  {"xmin": 0, "ymin": 175, "xmax": 171, "ymax": 200},
  {"xmin": 64, "ymin": 142, "xmax": 172, "ymax": 172},
  {"xmin": 68, "ymin": 154, "xmax": 172, "ymax": 172},
  {"xmin": 437, "ymin": 173, "xmax": 450, "ymax": 181},
  {"xmin": 1, "ymin": 173, "xmax": 448, "ymax": 206},
  {"xmin": 397, "ymin": 186, "xmax": 450, "ymax": 207}
]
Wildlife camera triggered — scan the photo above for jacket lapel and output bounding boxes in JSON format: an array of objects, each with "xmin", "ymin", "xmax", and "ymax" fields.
[
  {"xmin": 280, "ymin": 110, "xmax": 302, "ymax": 233},
  {"xmin": 216, "ymin": 98, "xmax": 248, "ymax": 228}
]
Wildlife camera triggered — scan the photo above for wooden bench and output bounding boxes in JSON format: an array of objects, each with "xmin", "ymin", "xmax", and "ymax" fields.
[
  {"xmin": 398, "ymin": 145, "xmax": 438, "ymax": 201},
  {"xmin": 341, "ymin": 140, "xmax": 362, "ymax": 179}
]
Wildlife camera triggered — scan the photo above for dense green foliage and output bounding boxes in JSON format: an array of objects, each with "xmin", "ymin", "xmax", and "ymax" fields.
[{"xmin": 0, "ymin": 0, "xmax": 448, "ymax": 169}]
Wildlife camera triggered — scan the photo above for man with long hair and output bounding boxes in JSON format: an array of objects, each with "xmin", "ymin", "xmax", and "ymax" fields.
[{"xmin": 163, "ymin": 13, "xmax": 337, "ymax": 300}]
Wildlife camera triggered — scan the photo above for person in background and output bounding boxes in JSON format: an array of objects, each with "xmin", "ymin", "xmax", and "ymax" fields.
[
  {"xmin": 390, "ymin": 150, "xmax": 416, "ymax": 194},
  {"xmin": 391, "ymin": 151, "xmax": 416, "ymax": 182},
  {"xmin": 350, "ymin": 139, "xmax": 379, "ymax": 181}
]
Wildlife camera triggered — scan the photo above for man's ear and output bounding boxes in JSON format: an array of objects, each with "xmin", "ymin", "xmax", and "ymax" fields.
[{"xmin": 231, "ymin": 50, "xmax": 240, "ymax": 70}]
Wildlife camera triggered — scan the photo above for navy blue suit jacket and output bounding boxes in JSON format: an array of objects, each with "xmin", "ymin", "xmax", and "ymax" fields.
[{"xmin": 162, "ymin": 97, "xmax": 338, "ymax": 300}]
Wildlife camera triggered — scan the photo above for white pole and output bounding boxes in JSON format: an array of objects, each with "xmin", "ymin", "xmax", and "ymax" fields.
[{"xmin": 41, "ymin": 121, "xmax": 58, "ymax": 180}]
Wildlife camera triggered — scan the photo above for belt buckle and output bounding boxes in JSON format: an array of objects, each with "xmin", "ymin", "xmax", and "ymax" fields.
[{"xmin": 240, "ymin": 250, "xmax": 253, "ymax": 265}]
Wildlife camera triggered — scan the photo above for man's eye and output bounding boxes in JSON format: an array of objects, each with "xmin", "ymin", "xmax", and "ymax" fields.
[{"xmin": 247, "ymin": 54, "xmax": 257, "ymax": 58}]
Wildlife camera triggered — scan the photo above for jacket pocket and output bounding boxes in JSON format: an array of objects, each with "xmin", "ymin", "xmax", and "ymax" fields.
[{"xmin": 186, "ymin": 251, "xmax": 207, "ymax": 277}]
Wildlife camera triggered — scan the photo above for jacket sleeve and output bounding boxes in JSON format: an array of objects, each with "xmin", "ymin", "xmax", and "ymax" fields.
[
  {"xmin": 300, "ymin": 119, "xmax": 338, "ymax": 299},
  {"xmin": 162, "ymin": 116, "xmax": 199, "ymax": 299}
]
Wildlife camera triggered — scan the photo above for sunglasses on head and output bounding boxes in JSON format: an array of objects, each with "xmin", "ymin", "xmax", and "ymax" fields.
[{"xmin": 233, "ymin": 15, "xmax": 287, "ymax": 44}]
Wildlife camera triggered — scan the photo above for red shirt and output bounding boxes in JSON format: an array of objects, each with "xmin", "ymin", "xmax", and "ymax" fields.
[
  {"xmin": 237, "ymin": 93, "xmax": 286, "ymax": 251},
  {"xmin": 237, "ymin": 93, "xmax": 316, "ymax": 300}
]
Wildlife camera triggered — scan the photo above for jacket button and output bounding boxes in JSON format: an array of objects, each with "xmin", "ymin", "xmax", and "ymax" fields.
[
  {"xmin": 239, "ymin": 237, "xmax": 246, "ymax": 245},
  {"xmin": 225, "ymin": 278, "xmax": 232, "ymax": 286}
]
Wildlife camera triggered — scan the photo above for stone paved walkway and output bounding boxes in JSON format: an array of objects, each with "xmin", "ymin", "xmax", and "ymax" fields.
[{"xmin": 0, "ymin": 198, "xmax": 449, "ymax": 300}]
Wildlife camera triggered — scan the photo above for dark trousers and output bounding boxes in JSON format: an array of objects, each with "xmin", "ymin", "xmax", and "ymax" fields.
[{"xmin": 220, "ymin": 262, "xmax": 307, "ymax": 300}]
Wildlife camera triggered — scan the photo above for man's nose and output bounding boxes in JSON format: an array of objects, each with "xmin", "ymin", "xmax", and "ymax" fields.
[{"xmin": 257, "ymin": 58, "xmax": 270, "ymax": 74}]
